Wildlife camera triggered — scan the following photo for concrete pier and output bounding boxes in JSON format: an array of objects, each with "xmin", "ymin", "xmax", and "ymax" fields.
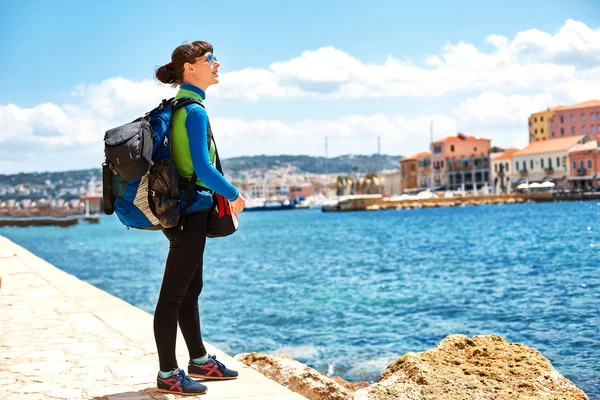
[{"xmin": 0, "ymin": 235, "xmax": 306, "ymax": 400}]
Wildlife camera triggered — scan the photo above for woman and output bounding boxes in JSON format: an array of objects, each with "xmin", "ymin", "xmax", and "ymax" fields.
[{"xmin": 153, "ymin": 41, "xmax": 246, "ymax": 395}]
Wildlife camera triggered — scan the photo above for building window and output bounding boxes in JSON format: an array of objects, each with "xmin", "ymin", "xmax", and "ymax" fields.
[
  {"xmin": 571, "ymin": 115, "xmax": 575, "ymax": 122},
  {"xmin": 541, "ymin": 159, "xmax": 544, "ymax": 169},
  {"xmin": 548, "ymin": 158, "xmax": 552, "ymax": 169},
  {"xmin": 541, "ymin": 116, "xmax": 544, "ymax": 122},
  {"xmin": 580, "ymin": 160, "xmax": 585, "ymax": 170},
  {"xmin": 534, "ymin": 129, "xmax": 538, "ymax": 134},
  {"xmin": 572, "ymin": 127, "xmax": 575, "ymax": 134},
  {"xmin": 530, "ymin": 160, "xmax": 534, "ymax": 169},
  {"xmin": 560, "ymin": 116, "xmax": 564, "ymax": 123},
  {"xmin": 588, "ymin": 160, "xmax": 592, "ymax": 169},
  {"xmin": 441, "ymin": 160, "xmax": 444, "ymax": 168},
  {"xmin": 597, "ymin": 112, "xmax": 600, "ymax": 120},
  {"xmin": 451, "ymin": 145, "xmax": 455, "ymax": 152},
  {"xmin": 593, "ymin": 126, "xmax": 596, "ymax": 133},
  {"xmin": 541, "ymin": 128, "xmax": 544, "ymax": 133},
  {"xmin": 534, "ymin": 117, "xmax": 537, "ymax": 122},
  {"xmin": 583, "ymin": 126, "xmax": 586, "ymax": 133},
  {"xmin": 506, "ymin": 162, "xmax": 509, "ymax": 172},
  {"xmin": 494, "ymin": 164, "xmax": 498, "ymax": 173},
  {"xmin": 516, "ymin": 161, "xmax": 519, "ymax": 171},
  {"xmin": 557, "ymin": 157, "xmax": 560, "ymax": 167},
  {"xmin": 582, "ymin": 114, "xmax": 585, "ymax": 121},
  {"xmin": 592, "ymin": 113, "xmax": 596, "ymax": 121},
  {"xmin": 561, "ymin": 127, "xmax": 565, "ymax": 136},
  {"xmin": 573, "ymin": 161, "xmax": 577, "ymax": 170}
]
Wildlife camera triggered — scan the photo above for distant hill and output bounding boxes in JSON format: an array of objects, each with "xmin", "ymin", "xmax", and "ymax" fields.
[
  {"xmin": 222, "ymin": 154, "xmax": 403, "ymax": 176},
  {"xmin": 0, "ymin": 169, "xmax": 101, "ymax": 186},
  {"xmin": 0, "ymin": 154, "xmax": 403, "ymax": 186}
]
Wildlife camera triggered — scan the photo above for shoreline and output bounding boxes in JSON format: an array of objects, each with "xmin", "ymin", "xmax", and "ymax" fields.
[{"xmin": 322, "ymin": 192, "xmax": 600, "ymax": 212}]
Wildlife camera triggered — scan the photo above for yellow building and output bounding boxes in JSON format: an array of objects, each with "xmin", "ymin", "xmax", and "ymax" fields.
[{"xmin": 528, "ymin": 108, "xmax": 554, "ymax": 142}]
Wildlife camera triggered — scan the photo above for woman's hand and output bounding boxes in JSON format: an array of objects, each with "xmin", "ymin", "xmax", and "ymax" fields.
[{"xmin": 230, "ymin": 194, "xmax": 246, "ymax": 214}]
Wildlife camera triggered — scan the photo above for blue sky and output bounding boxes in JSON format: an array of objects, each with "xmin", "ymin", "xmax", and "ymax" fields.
[{"xmin": 1, "ymin": 0, "xmax": 599, "ymax": 173}]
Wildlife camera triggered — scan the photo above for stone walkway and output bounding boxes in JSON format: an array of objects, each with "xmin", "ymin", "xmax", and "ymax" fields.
[{"xmin": 0, "ymin": 235, "xmax": 307, "ymax": 400}]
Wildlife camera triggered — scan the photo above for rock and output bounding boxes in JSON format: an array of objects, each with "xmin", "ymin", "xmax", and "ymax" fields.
[
  {"xmin": 355, "ymin": 334, "xmax": 589, "ymax": 400},
  {"xmin": 234, "ymin": 352, "xmax": 352, "ymax": 400},
  {"xmin": 330, "ymin": 376, "xmax": 370, "ymax": 392}
]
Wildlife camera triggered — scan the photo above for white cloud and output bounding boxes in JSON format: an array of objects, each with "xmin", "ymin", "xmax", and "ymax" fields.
[
  {"xmin": 455, "ymin": 92, "xmax": 557, "ymax": 124},
  {"xmin": 1, "ymin": 19, "xmax": 599, "ymax": 173},
  {"xmin": 0, "ymin": 84, "xmax": 458, "ymax": 173},
  {"xmin": 211, "ymin": 19, "xmax": 599, "ymax": 101},
  {"xmin": 212, "ymin": 113, "xmax": 458, "ymax": 158}
]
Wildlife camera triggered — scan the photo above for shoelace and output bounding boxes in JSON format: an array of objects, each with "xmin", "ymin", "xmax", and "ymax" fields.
[
  {"xmin": 173, "ymin": 368, "xmax": 196, "ymax": 386},
  {"xmin": 208, "ymin": 354, "xmax": 226, "ymax": 370}
]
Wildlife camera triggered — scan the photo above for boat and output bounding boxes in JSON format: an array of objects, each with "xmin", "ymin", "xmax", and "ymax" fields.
[
  {"xmin": 0, "ymin": 216, "xmax": 79, "ymax": 227},
  {"xmin": 244, "ymin": 197, "xmax": 310, "ymax": 212},
  {"xmin": 82, "ymin": 215, "xmax": 100, "ymax": 224}
]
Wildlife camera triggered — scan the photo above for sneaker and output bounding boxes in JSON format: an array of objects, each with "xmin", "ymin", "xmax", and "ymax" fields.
[
  {"xmin": 188, "ymin": 354, "xmax": 239, "ymax": 380},
  {"xmin": 157, "ymin": 368, "xmax": 208, "ymax": 395}
]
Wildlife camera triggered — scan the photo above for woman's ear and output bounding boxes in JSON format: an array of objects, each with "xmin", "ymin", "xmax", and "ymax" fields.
[{"xmin": 184, "ymin": 62, "xmax": 194, "ymax": 73}]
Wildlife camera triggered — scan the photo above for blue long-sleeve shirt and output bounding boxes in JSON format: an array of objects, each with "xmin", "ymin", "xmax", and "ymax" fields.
[{"xmin": 171, "ymin": 83, "xmax": 239, "ymax": 212}]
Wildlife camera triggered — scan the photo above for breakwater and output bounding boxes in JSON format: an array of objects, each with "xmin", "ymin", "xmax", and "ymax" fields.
[
  {"xmin": 0, "ymin": 216, "xmax": 79, "ymax": 227},
  {"xmin": 322, "ymin": 192, "xmax": 600, "ymax": 212}
]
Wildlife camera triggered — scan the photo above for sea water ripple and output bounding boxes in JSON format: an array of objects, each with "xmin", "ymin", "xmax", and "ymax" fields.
[{"xmin": 1, "ymin": 201, "xmax": 598, "ymax": 396}]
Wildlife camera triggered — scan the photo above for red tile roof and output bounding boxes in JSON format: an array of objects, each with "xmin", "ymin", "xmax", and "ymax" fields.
[
  {"xmin": 494, "ymin": 149, "xmax": 520, "ymax": 161},
  {"xmin": 432, "ymin": 132, "xmax": 490, "ymax": 144},
  {"xmin": 402, "ymin": 151, "xmax": 430, "ymax": 161},
  {"xmin": 551, "ymin": 100, "xmax": 600, "ymax": 112},
  {"xmin": 569, "ymin": 140, "xmax": 598, "ymax": 154},
  {"xmin": 514, "ymin": 135, "xmax": 586, "ymax": 157}
]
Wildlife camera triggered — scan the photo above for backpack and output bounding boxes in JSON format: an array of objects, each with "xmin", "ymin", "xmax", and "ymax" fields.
[{"xmin": 102, "ymin": 97, "xmax": 202, "ymax": 230}]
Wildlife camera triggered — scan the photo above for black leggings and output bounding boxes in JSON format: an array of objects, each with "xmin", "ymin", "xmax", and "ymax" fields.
[{"xmin": 154, "ymin": 211, "xmax": 209, "ymax": 371}]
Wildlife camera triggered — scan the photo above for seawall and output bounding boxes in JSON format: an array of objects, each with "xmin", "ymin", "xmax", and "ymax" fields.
[{"xmin": 322, "ymin": 192, "xmax": 600, "ymax": 212}]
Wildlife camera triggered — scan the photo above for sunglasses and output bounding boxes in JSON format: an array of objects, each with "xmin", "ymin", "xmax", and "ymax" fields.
[{"xmin": 205, "ymin": 54, "xmax": 218, "ymax": 65}]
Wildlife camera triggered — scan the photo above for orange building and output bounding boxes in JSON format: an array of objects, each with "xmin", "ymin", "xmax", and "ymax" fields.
[
  {"xmin": 568, "ymin": 140, "xmax": 599, "ymax": 190},
  {"xmin": 400, "ymin": 153, "xmax": 422, "ymax": 193},
  {"xmin": 416, "ymin": 151, "xmax": 431, "ymax": 189},
  {"xmin": 431, "ymin": 133, "xmax": 491, "ymax": 190}
]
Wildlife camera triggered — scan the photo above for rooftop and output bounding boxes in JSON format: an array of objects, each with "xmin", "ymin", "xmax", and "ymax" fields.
[
  {"xmin": 494, "ymin": 149, "xmax": 520, "ymax": 161},
  {"xmin": 514, "ymin": 135, "xmax": 586, "ymax": 157},
  {"xmin": 551, "ymin": 100, "xmax": 600, "ymax": 112},
  {"xmin": 402, "ymin": 151, "xmax": 430, "ymax": 161},
  {"xmin": 569, "ymin": 140, "xmax": 599, "ymax": 154},
  {"xmin": 433, "ymin": 132, "xmax": 490, "ymax": 144}
]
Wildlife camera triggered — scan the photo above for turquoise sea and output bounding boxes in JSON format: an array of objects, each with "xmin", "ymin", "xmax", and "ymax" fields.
[{"xmin": 1, "ymin": 201, "xmax": 598, "ymax": 397}]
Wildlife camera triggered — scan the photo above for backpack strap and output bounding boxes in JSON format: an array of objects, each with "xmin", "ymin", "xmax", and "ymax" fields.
[
  {"xmin": 177, "ymin": 101, "xmax": 227, "ymax": 232},
  {"xmin": 172, "ymin": 97, "xmax": 205, "ymax": 232},
  {"xmin": 152, "ymin": 97, "xmax": 205, "ymax": 159}
]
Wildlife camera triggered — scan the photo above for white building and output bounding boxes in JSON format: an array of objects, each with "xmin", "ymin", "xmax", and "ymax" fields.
[
  {"xmin": 491, "ymin": 150, "xmax": 518, "ymax": 193},
  {"xmin": 511, "ymin": 135, "xmax": 587, "ymax": 189},
  {"xmin": 382, "ymin": 170, "xmax": 402, "ymax": 195}
]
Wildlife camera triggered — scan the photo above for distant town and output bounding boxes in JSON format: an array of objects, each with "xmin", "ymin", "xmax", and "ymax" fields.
[{"xmin": 1, "ymin": 99, "xmax": 598, "ymax": 217}]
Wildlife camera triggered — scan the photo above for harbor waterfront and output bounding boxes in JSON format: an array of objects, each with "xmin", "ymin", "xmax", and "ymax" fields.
[{"xmin": 0, "ymin": 201, "xmax": 598, "ymax": 397}]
